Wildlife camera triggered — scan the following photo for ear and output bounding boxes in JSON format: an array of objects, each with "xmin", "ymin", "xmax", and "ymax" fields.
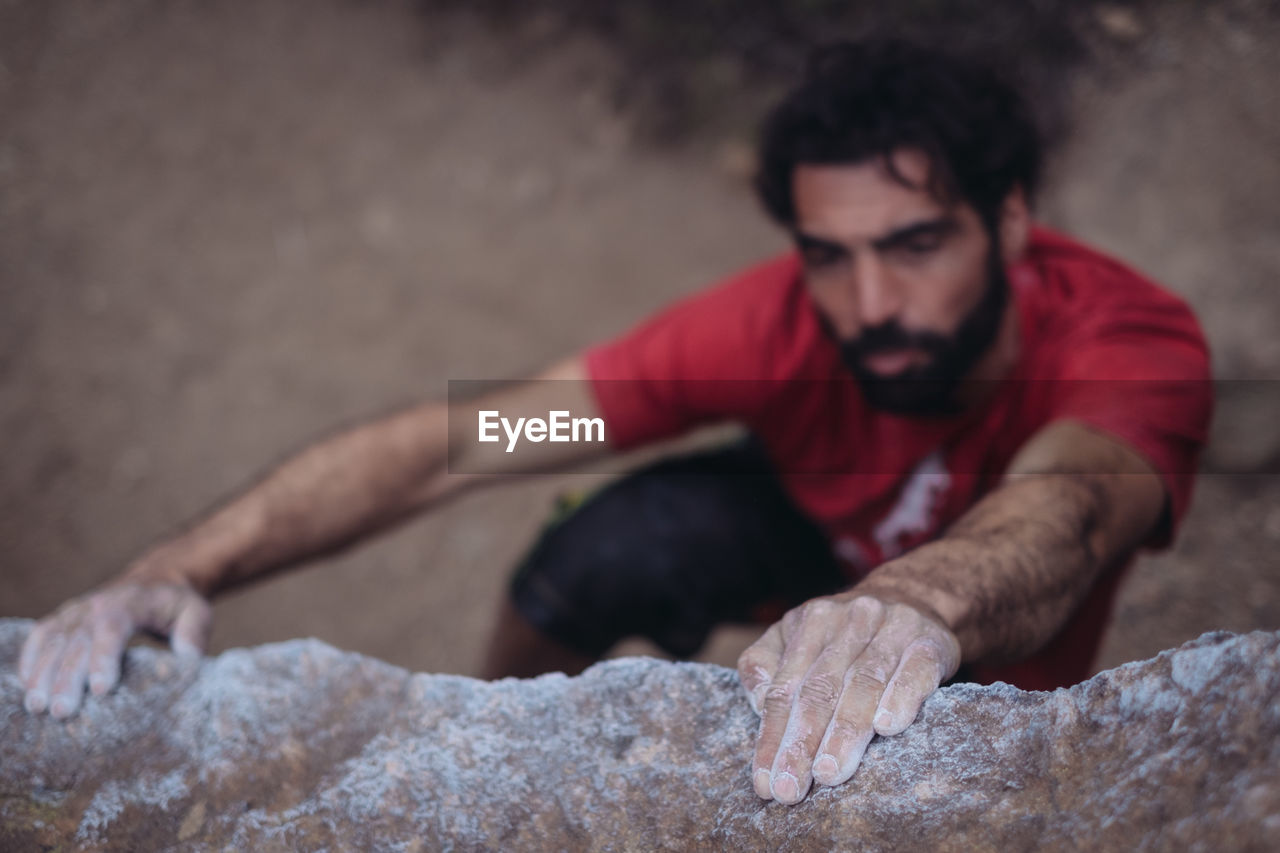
[{"xmin": 997, "ymin": 185, "xmax": 1031, "ymax": 265}]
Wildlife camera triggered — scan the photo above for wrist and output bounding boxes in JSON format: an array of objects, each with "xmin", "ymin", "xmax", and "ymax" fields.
[
  {"xmin": 122, "ymin": 537, "xmax": 221, "ymax": 597},
  {"xmin": 851, "ymin": 555, "xmax": 968, "ymax": 639},
  {"xmin": 122, "ymin": 543, "xmax": 196, "ymax": 586},
  {"xmin": 128, "ymin": 498, "xmax": 269, "ymax": 596}
]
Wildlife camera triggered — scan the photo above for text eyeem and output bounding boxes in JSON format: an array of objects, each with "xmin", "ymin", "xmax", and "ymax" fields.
[{"xmin": 478, "ymin": 410, "xmax": 606, "ymax": 453}]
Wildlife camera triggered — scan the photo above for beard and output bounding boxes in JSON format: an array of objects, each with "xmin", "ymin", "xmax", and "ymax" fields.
[{"xmin": 832, "ymin": 248, "xmax": 1009, "ymax": 417}]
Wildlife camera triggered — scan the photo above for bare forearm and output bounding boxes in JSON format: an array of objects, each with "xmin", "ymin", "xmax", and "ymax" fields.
[
  {"xmin": 116, "ymin": 357, "xmax": 603, "ymax": 597},
  {"xmin": 126, "ymin": 404, "xmax": 458, "ymax": 596},
  {"xmin": 858, "ymin": 473, "xmax": 1111, "ymax": 663},
  {"xmin": 20, "ymin": 358, "xmax": 604, "ymax": 719},
  {"xmin": 739, "ymin": 423, "xmax": 1166, "ymax": 804}
]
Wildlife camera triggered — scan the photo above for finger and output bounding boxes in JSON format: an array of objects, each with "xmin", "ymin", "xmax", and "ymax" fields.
[
  {"xmin": 48, "ymin": 630, "xmax": 93, "ymax": 719},
  {"xmin": 768, "ymin": 632, "xmax": 865, "ymax": 804},
  {"xmin": 873, "ymin": 639, "xmax": 952, "ymax": 737},
  {"xmin": 812, "ymin": 626, "xmax": 899, "ymax": 787},
  {"xmin": 169, "ymin": 594, "xmax": 212, "ymax": 659},
  {"xmin": 737, "ymin": 623, "xmax": 783, "ymax": 716},
  {"xmin": 23, "ymin": 632, "xmax": 67, "ymax": 714},
  {"xmin": 87, "ymin": 607, "xmax": 133, "ymax": 696},
  {"xmin": 752, "ymin": 600, "xmax": 844, "ymax": 802},
  {"xmin": 19, "ymin": 621, "xmax": 48, "ymax": 685},
  {"xmin": 123, "ymin": 582, "xmax": 209, "ymax": 657}
]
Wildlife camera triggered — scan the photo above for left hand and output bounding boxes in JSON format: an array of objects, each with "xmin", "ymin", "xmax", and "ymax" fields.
[{"xmin": 736, "ymin": 591, "xmax": 961, "ymax": 804}]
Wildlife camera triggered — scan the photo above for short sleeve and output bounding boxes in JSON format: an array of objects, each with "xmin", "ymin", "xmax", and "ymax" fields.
[
  {"xmin": 1046, "ymin": 284, "xmax": 1212, "ymax": 549},
  {"xmin": 584, "ymin": 254, "xmax": 807, "ymax": 450}
]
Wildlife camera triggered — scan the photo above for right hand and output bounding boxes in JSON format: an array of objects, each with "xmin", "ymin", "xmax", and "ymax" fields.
[
  {"xmin": 737, "ymin": 590, "xmax": 960, "ymax": 804},
  {"xmin": 19, "ymin": 579, "xmax": 212, "ymax": 719}
]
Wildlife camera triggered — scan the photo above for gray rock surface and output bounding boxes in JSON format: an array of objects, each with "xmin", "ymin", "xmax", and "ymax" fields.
[{"xmin": 1, "ymin": 618, "xmax": 1278, "ymax": 851}]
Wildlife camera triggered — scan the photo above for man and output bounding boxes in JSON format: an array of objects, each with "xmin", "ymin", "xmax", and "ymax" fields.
[{"xmin": 19, "ymin": 40, "xmax": 1210, "ymax": 806}]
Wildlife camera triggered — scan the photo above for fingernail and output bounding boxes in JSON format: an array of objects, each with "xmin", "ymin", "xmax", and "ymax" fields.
[
  {"xmin": 49, "ymin": 697, "xmax": 71, "ymax": 719},
  {"xmin": 89, "ymin": 674, "xmax": 111, "ymax": 695},
  {"xmin": 24, "ymin": 691, "xmax": 47, "ymax": 714},
  {"xmin": 753, "ymin": 769, "xmax": 772, "ymax": 799},
  {"xmin": 172, "ymin": 638, "xmax": 201, "ymax": 660},
  {"xmin": 812, "ymin": 754, "xmax": 839, "ymax": 784},
  {"xmin": 772, "ymin": 771, "xmax": 800, "ymax": 804},
  {"xmin": 875, "ymin": 710, "xmax": 894, "ymax": 730}
]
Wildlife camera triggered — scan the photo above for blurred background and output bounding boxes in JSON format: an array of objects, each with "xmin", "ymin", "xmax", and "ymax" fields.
[{"xmin": 2, "ymin": 0, "xmax": 1278, "ymax": 677}]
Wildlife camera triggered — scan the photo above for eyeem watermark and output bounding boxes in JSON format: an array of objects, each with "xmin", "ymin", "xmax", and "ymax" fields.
[
  {"xmin": 478, "ymin": 410, "xmax": 605, "ymax": 453},
  {"xmin": 452, "ymin": 377, "xmax": 1225, "ymax": 474}
]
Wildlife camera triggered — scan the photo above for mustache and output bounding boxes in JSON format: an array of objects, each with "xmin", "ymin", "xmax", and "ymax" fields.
[{"xmin": 841, "ymin": 321, "xmax": 950, "ymax": 360}]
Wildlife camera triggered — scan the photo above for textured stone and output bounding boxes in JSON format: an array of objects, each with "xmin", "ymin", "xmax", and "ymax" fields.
[{"xmin": 1, "ymin": 619, "xmax": 1278, "ymax": 851}]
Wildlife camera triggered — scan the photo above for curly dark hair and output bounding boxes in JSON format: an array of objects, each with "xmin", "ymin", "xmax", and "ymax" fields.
[{"xmin": 755, "ymin": 40, "xmax": 1042, "ymax": 230}]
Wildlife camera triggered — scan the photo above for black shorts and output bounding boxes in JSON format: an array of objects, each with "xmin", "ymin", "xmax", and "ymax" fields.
[{"xmin": 507, "ymin": 437, "xmax": 848, "ymax": 658}]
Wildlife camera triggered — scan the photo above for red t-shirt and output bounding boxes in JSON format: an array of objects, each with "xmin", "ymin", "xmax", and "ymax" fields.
[{"xmin": 584, "ymin": 226, "xmax": 1212, "ymax": 690}]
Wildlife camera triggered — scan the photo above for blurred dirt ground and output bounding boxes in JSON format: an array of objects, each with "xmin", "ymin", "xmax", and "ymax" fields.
[{"xmin": 2, "ymin": 0, "xmax": 1278, "ymax": 678}]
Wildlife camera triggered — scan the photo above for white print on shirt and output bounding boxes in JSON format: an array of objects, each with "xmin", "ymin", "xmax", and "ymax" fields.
[
  {"xmin": 873, "ymin": 450, "xmax": 951, "ymax": 560},
  {"xmin": 834, "ymin": 536, "xmax": 872, "ymax": 575}
]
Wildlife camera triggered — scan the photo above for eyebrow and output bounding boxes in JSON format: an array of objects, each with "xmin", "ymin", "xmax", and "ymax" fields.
[
  {"xmin": 793, "ymin": 214, "xmax": 959, "ymax": 254},
  {"xmin": 794, "ymin": 232, "xmax": 846, "ymax": 254},
  {"xmin": 871, "ymin": 215, "xmax": 959, "ymax": 251}
]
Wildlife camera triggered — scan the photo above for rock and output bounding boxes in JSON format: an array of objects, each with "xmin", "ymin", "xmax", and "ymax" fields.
[{"xmin": 1, "ymin": 619, "xmax": 1277, "ymax": 851}]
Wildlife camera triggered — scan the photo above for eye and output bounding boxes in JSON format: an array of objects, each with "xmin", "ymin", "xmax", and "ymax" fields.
[
  {"xmin": 887, "ymin": 232, "xmax": 946, "ymax": 259},
  {"xmin": 801, "ymin": 244, "xmax": 845, "ymax": 269},
  {"xmin": 904, "ymin": 234, "xmax": 944, "ymax": 253}
]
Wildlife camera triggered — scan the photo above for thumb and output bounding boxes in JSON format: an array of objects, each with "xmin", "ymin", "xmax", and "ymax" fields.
[{"xmin": 169, "ymin": 595, "xmax": 212, "ymax": 660}]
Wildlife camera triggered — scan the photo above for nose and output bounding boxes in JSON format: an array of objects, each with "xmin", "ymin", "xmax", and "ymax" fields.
[{"xmin": 853, "ymin": 252, "xmax": 903, "ymax": 330}]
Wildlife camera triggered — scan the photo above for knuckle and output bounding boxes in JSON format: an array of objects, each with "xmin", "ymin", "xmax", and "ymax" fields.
[
  {"xmin": 905, "ymin": 633, "xmax": 960, "ymax": 673},
  {"xmin": 776, "ymin": 740, "xmax": 812, "ymax": 770},
  {"xmin": 780, "ymin": 607, "xmax": 804, "ymax": 635},
  {"xmin": 790, "ymin": 599, "xmax": 843, "ymax": 637},
  {"xmin": 937, "ymin": 631, "xmax": 962, "ymax": 662},
  {"xmin": 49, "ymin": 598, "xmax": 76, "ymax": 620},
  {"xmin": 902, "ymin": 637, "xmax": 944, "ymax": 664},
  {"xmin": 849, "ymin": 595, "xmax": 885, "ymax": 624},
  {"xmin": 55, "ymin": 603, "xmax": 89, "ymax": 630},
  {"xmin": 763, "ymin": 681, "xmax": 797, "ymax": 708},
  {"xmin": 66, "ymin": 631, "xmax": 90, "ymax": 656},
  {"xmin": 89, "ymin": 594, "xmax": 124, "ymax": 621},
  {"xmin": 788, "ymin": 597, "xmax": 836, "ymax": 627},
  {"xmin": 846, "ymin": 664, "xmax": 890, "ymax": 694},
  {"xmin": 105, "ymin": 582, "xmax": 137, "ymax": 603},
  {"xmin": 834, "ymin": 616, "xmax": 872, "ymax": 649},
  {"xmin": 40, "ymin": 629, "xmax": 68, "ymax": 655},
  {"xmin": 44, "ymin": 609, "xmax": 73, "ymax": 634},
  {"xmin": 796, "ymin": 673, "xmax": 842, "ymax": 709},
  {"xmin": 824, "ymin": 717, "xmax": 859, "ymax": 744},
  {"xmin": 736, "ymin": 651, "xmax": 768, "ymax": 685},
  {"xmin": 814, "ymin": 596, "xmax": 855, "ymax": 625},
  {"xmin": 806, "ymin": 598, "xmax": 840, "ymax": 619}
]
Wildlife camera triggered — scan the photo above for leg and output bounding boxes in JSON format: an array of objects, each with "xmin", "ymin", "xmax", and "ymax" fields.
[
  {"xmin": 481, "ymin": 437, "xmax": 847, "ymax": 679},
  {"xmin": 481, "ymin": 597, "xmax": 594, "ymax": 680}
]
